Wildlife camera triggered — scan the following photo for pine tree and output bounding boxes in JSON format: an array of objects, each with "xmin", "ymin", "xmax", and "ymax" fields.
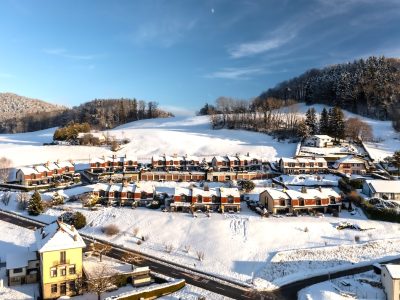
[
  {"xmin": 319, "ymin": 108, "xmax": 329, "ymax": 135},
  {"xmin": 305, "ymin": 107, "xmax": 318, "ymax": 135},
  {"xmin": 28, "ymin": 190, "xmax": 44, "ymax": 216},
  {"xmin": 393, "ymin": 151, "xmax": 400, "ymax": 175},
  {"xmin": 297, "ymin": 120, "xmax": 311, "ymax": 139},
  {"xmin": 51, "ymin": 191, "xmax": 64, "ymax": 206},
  {"xmin": 329, "ymin": 107, "xmax": 345, "ymax": 141}
]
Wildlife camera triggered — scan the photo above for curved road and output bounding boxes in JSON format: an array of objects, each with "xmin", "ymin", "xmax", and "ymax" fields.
[{"xmin": 0, "ymin": 211, "xmax": 397, "ymax": 300}]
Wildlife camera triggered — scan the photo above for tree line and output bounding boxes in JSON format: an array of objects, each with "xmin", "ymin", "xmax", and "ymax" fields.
[
  {"xmin": 200, "ymin": 97, "xmax": 373, "ymax": 142},
  {"xmin": 0, "ymin": 98, "xmax": 173, "ymax": 133},
  {"xmin": 258, "ymin": 56, "xmax": 400, "ymax": 130}
]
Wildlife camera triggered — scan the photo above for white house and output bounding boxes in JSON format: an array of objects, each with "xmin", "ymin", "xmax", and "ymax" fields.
[
  {"xmin": 362, "ymin": 180, "xmax": 400, "ymax": 200},
  {"xmin": 382, "ymin": 264, "xmax": 400, "ymax": 300},
  {"xmin": 307, "ymin": 135, "xmax": 334, "ymax": 147}
]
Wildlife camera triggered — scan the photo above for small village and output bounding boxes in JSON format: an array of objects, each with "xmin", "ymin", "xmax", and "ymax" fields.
[{"xmin": 0, "ymin": 132, "xmax": 400, "ymax": 299}]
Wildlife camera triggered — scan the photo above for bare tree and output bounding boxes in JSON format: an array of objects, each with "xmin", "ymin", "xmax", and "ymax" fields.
[
  {"xmin": 16, "ymin": 192, "xmax": 30, "ymax": 210},
  {"xmin": 345, "ymin": 117, "xmax": 373, "ymax": 142},
  {"xmin": 90, "ymin": 243, "xmax": 112, "ymax": 262},
  {"xmin": 0, "ymin": 157, "xmax": 12, "ymax": 183},
  {"xmin": 121, "ymin": 252, "xmax": 144, "ymax": 264},
  {"xmin": 196, "ymin": 250, "xmax": 205, "ymax": 261},
  {"xmin": 85, "ymin": 265, "xmax": 119, "ymax": 300}
]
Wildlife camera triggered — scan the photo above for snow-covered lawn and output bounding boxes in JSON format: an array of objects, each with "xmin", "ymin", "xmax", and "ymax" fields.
[
  {"xmin": 0, "ymin": 220, "xmax": 39, "ymax": 300},
  {"xmin": 0, "ymin": 115, "xmax": 297, "ymax": 168},
  {"xmin": 2, "ymin": 189, "xmax": 400, "ymax": 291},
  {"xmin": 298, "ymin": 270, "xmax": 385, "ymax": 300},
  {"xmin": 160, "ymin": 283, "xmax": 233, "ymax": 300}
]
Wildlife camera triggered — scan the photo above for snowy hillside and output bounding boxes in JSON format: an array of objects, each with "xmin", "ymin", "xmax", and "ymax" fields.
[
  {"xmin": 0, "ymin": 103, "xmax": 398, "ymax": 167},
  {"xmin": 0, "ymin": 115, "xmax": 297, "ymax": 167}
]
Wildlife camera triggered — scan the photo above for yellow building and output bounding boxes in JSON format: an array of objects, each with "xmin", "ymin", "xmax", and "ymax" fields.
[{"xmin": 35, "ymin": 221, "xmax": 86, "ymax": 299}]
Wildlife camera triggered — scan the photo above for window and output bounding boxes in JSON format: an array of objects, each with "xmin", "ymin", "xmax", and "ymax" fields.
[
  {"xmin": 51, "ymin": 284, "xmax": 57, "ymax": 293},
  {"xmin": 158, "ymin": 160, "xmax": 163, "ymax": 165},
  {"xmin": 141, "ymin": 192, "xmax": 147, "ymax": 199},
  {"xmin": 316, "ymin": 199, "xmax": 321, "ymax": 206},
  {"xmin": 197, "ymin": 195, "xmax": 202, "ymax": 203},
  {"xmin": 60, "ymin": 251, "xmax": 66, "ymax": 264},
  {"xmin": 181, "ymin": 194, "xmax": 188, "ymax": 202},
  {"xmin": 13, "ymin": 268, "xmax": 23, "ymax": 274},
  {"xmin": 60, "ymin": 267, "xmax": 66, "ymax": 276},
  {"xmin": 299, "ymin": 198, "xmax": 305, "ymax": 206},
  {"xmin": 69, "ymin": 265, "xmax": 76, "ymax": 275},
  {"xmin": 212, "ymin": 195, "xmax": 218, "ymax": 203},
  {"xmin": 50, "ymin": 267, "xmax": 57, "ymax": 277},
  {"xmin": 227, "ymin": 196, "xmax": 234, "ymax": 204},
  {"xmin": 169, "ymin": 160, "xmax": 173, "ymax": 165},
  {"xmin": 279, "ymin": 199, "xmax": 286, "ymax": 206},
  {"xmin": 65, "ymin": 166, "xmax": 70, "ymax": 172}
]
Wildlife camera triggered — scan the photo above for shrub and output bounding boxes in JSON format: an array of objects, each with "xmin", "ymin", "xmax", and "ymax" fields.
[
  {"xmin": 184, "ymin": 244, "xmax": 191, "ymax": 253},
  {"xmin": 102, "ymin": 224, "xmax": 120, "ymax": 236},
  {"xmin": 74, "ymin": 212, "xmax": 87, "ymax": 229},
  {"xmin": 238, "ymin": 180, "xmax": 255, "ymax": 192},
  {"xmin": 164, "ymin": 243, "xmax": 174, "ymax": 253},
  {"xmin": 136, "ymin": 240, "xmax": 142, "ymax": 245},
  {"xmin": 196, "ymin": 250, "xmax": 205, "ymax": 261},
  {"xmin": 60, "ymin": 211, "xmax": 87, "ymax": 229},
  {"xmin": 132, "ymin": 227, "xmax": 139, "ymax": 237}
]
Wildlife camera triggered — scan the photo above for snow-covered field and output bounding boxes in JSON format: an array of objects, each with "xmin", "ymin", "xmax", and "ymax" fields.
[
  {"xmin": 298, "ymin": 270, "xmax": 385, "ymax": 300},
  {"xmin": 0, "ymin": 115, "xmax": 297, "ymax": 167},
  {"xmin": 277, "ymin": 174, "xmax": 341, "ymax": 186},
  {"xmin": 2, "ymin": 189, "xmax": 400, "ymax": 291}
]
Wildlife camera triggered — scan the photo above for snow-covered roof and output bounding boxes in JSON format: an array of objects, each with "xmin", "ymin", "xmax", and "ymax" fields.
[
  {"xmin": 35, "ymin": 221, "xmax": 86, "ymax": 253},
  {"xmin": 155, "ymin": 186, "xmax": 175, "ymax": 196},
  {"xmin": 34, "ymin": 165, "xmax": 49, "ymax": 173},
  {"xmin": 213, "ymin": 156, "xmax": 229, "ymax": 162},
  {"xmin": 135, "ymin": 182, "xmax": 154, "ymax": 193},
  {"xmin": 185, "ymin": 155, "xmax": 199, "ymax": 161},
  {"xmin": 384, "ymin": 264, "xmax": 400, "ymax": 279},
  {"xmin": 57, "ymin": 161, "xmax": 74, "ymax": 168},
  {"xmin": 109, "ymin": 184, "xmax": 122, "ymax": 193},
  {"xmin": 366, "ymin": 180, "xmax": 400, "ymax": 194},
  {"xmin": 92, "ymin": 157, "xmax": 106, "ymax": 164},
  {"xmin": 227, "ymin": 156, "xmax": 239, "ymax": 161},
  {"xmin": 174, "ymin": 187, "xmax": 192, "ymax": 196},
  {"xmin": 18, "ymin": 167, "xmax": 39, "ymax": 175},
  {"xmin": 191, "ymin": 187, "xmax": 220, "ymax": 197},
  {"xmin": 219, "ymin": 187, "xmax": 240, "ymax": 197},
  {"xmin": 281, "ymin": 157, "xmax": 297, "ymax": 163},
  {"xmin": 264, "ymin": 188, "xmax": 290, "ymax": 200},
  {"xmin": 333, "ymin": 155, "xmax": 366, "ymax": 168},
  {"xmin": 6, "ymin": 250, "xmax": 37, "ymax": 269},
  {"xmin": 312, "ymin": 135, "xmax": 333, "ymax": 140},
  {"xmin": 286, "ymin": 187, "xmax": 340, "ymax": 199},
  {"xmin": 46, "ymin": 162, "xmax": 60, "ymax": 170}
]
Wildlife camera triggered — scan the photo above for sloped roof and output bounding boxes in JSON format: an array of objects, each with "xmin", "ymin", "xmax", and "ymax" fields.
[
  {"xmin": 35, "ymin": 221, "xmax": 85, "ymax": 253},
  {"xmin": 219, "ymin": 187, "xmax": 240, "ymax": 197},
  {"xmin": 333, "ymin": 155, "xmax": 366, "ymax": 168},
  {"xmin": 366, "ymin": 180, "xmax": 400, "ymax": 194},
  {"xmin": 264, "ymin": 188, "xmax": 290, "ymax": 200},
  {"xmin": 384, "ymin": 264, "xmax": 400, "ymax": 279}
]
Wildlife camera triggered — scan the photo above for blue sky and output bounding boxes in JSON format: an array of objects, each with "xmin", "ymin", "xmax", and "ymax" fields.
[{"xmin": 0, "ymin": 0, "xmax": 400, "ymax": 115}]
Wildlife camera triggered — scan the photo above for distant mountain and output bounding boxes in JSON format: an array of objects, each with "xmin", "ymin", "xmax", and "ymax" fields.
[
  {"xmin": 256, "ymin": 56, "xmax": 400, "ymax": 121},
  {"xmin": 0, "ymin": 94, "xmax": 173, "ymax": 133},
  {"xmin": 0, "ymin": 92, "xmax": 66, "ymax": 122}
]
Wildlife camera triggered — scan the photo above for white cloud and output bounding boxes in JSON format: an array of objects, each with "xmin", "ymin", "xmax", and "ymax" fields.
[
  {"xmin": 43, "ymin": 48, "xmax": 100, "ymax": 60},
  {"xmin": 205, "ymin": 67, "xmax": 265, "ymax": 80},
  {"xmin": 229, "ymin": 35, "xmax": 296, "ymax": 59}
]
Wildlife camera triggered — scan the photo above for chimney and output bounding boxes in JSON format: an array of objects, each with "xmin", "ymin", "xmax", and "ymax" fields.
[
  {"xmin": 318, "ymin": 186, "xmax": 322, "ymax": 192},
  {"xmin": 56, "ymin": 159, "xmax": 60, "ymax": 164},
  {"xmin": 73, "ymin": 234, "xmax": 78, "ymax": 241}
]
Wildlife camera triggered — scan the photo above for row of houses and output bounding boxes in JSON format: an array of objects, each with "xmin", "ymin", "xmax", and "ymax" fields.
[
  {"xmin": 259, "ymin": 187, "xmax": 342, "ymax": 214},
  {"xmin": 92, "ymin": 183, "xmax": 241, "ymax": 212},
  {"xmin": 6, "ymin": 221, "xmax": 153, "ymax": 299},
  {"xmin": 88, "ymin": 153, "xmax": 265, "ymax": 175},
  {"xmin": 279, "ymin": 155, "xmax": 370, "ymax": 176},
  {"xmin": 15, "ymin": 161, "xmax": 76, "ymax": 186}
]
